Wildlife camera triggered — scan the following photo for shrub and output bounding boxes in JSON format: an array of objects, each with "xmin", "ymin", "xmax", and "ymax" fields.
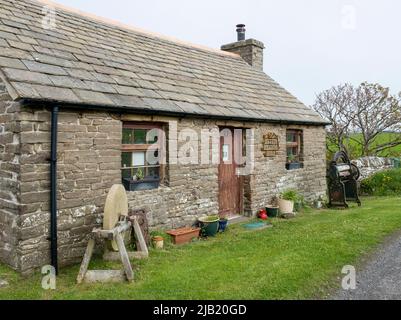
[
  {"xmin": 360, "ymin": 169, "xmax": 401, "ymax": 196},
  {"xmin": 280, "ymin": 189, "xmax": 300, "ymax": 202}
]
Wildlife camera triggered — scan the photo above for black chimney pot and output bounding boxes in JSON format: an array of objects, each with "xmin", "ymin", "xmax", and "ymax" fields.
[{"xmin": 236, "ymin": 24, "xmax": 246, "ymax": 41}]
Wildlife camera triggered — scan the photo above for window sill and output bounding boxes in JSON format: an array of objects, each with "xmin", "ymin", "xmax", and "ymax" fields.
[{"xmin": 285, "ymin": 163, "xmax": 304, "ymax": 171}]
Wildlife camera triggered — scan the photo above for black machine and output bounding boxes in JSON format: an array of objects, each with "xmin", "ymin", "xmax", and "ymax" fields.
[{"xmin": 327, "ymin": 151, "xmax": 361, "ymax": 208}]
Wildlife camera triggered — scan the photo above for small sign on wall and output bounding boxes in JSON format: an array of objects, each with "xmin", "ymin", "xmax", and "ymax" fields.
[{"xmin": 262, "ymin": 133, "xmax": 279, "ymax": 157}]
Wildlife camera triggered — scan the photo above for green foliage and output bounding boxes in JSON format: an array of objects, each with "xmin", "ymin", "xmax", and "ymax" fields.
[
  {"xmin": 135, "ymin": 168, "xmax": 144, "ymax": 180},
  {"xmin": 361, "ymin": 169, "xmax": 401, "ymax": 196},
  {"xmin": 280, "ymin": 189, "xmax": 300, "ymax": 202},
  {"xmin": 202, "ymin": 215, "xmax": 219, "ymax": 222}
]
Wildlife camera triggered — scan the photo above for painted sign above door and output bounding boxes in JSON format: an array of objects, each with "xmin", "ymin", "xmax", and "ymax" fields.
[{"xmin": 262, "ymin": 132, "xmax": 279, "ymax": 157}]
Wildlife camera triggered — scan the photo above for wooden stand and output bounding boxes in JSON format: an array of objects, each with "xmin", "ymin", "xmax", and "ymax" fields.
[{"xmin": 77, "ymin": 216, "xmax": 148, "ymax": 284}]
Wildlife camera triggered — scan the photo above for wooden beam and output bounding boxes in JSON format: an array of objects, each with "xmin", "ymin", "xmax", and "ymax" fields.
[
  {"xmin": 76, "ymin": 238, "xmax": 95, "ymax": 284},
  {"xmin": 83, "ymin": 270, "xmax": 126, "ymax": 283},
  {"xmin": 115, "ymin": 233, "xmax": 134, "ymax": 282},
  {"xmin": 132, "ymin": 217, "xmax": 149, "ymax": 255}
]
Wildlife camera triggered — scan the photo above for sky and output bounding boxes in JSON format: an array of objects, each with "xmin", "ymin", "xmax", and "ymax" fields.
[{"xmin": 55, "ymin": 0, "xmax": 401, "ymax": 106}]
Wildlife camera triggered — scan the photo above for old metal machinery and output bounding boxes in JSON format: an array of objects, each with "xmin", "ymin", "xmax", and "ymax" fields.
[{"xmin": 327, "ymin": 151, "xmax": 361, "ymax": 208}]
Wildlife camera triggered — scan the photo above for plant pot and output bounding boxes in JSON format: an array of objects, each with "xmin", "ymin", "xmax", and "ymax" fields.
[
  {"xmin": 123, "ymin": 178, "xmax": 160, "ymax": 191},
  {"xmin": 166, "ymin": 227, "xmax": 201, "ymax": 245},
  {"xmin": 266, "ymin": 206, "xmax": 279, "ymax": 218},
  {"xmin": 198, "ymin": 216, "xmax": 219, "ymax": 237},
  {"xmin": 278, "ymin": 199, "xmax": 294, "ymax": 214},
  {"xmin": 294, "ymin": 201, "xmax": 303, "ymax": 213},
  {"xmin": 286, "ymin": 162, "xmax": 302, "ymax": 170},
  {"xmin": 218, "ymin": 219, "xmax": 228, "ymax": 232},
  {"xmin": 152, "ymin": 236, "xmax": 164, "ymax": 249}
]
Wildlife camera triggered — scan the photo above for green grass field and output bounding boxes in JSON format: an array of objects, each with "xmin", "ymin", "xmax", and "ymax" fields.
[
  {"xmin": 328, "ymin": 132, "xmax": 401, "ymax": 158},
  {"xmin": 1, "ymin": 196, "xmax": 401, "ymax": 300}
]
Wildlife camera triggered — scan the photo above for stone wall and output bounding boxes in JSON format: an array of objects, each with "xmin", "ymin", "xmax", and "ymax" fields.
[
  {"xmin": 249, "ymin": 124, "xmax": 327, "ymax": 213},
  {"xmin": 124, "ymin": 115, "xmax": 327, "ymax": 228},
  {"xmin": 352, "ymin": 157, "xmax": 394, "ymax": 181},
  {"xmin": 0, "ymin": 80, "xmax": 20, "ymax": 269},
  {"xmin": 1, "ymin": 104, "xmax": 327, "ymax": 273},
  {"xmin": 15, "ymin": 105, "xmax": 121, "ymax": 274}
]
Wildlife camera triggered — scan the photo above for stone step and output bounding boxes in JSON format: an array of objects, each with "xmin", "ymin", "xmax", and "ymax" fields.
[{"xmin": 227, "ymin": 215, "xmax": 250, "ymax": 225}]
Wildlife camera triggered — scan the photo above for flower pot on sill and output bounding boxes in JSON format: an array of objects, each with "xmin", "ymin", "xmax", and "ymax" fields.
[
  {"xmin": 166, "ymin": 227, "xmax": 201, "ymax": 245},
  {"xmin": 286, "ymin": 162, "xmax": 302, "ymax": 170},
  {"xmin": 198, "ymin": 216, "xmax": 219, "ymax": 237},
  {"xmin": 278, "ymin": 199, "xmax": 294, "ymax": 215},
  {"xmin": 122, "ymin": 177, "xmax": 160, "ymax": 191}
]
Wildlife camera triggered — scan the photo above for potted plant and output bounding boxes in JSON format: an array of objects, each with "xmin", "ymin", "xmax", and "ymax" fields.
[
  {"xmin": 198, "ymin": 215, "xmax": 219, "ymax": 237},
  {"xmin": 286, "ymin": 154, "xmax": 302, "ymax": 170},
  {"xmin": 122, "ymin": 168, "xmax": 160, "ymax": 191},
  {"xmin": 218, "ymin": 216, "xmax": 229, "ymax": 233},
  {"xmin": 278, "ymin": 189, "xmax": 299, "ymax": 216}
]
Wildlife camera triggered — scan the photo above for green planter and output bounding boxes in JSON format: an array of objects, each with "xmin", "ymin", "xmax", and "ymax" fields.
[
  {"xmin": 266, "ymin": 206, "xmax": 279, "ymax": 218},
  {"xmin": 198, "ymin": 216, "xmax": 219, "ymax": 237}
]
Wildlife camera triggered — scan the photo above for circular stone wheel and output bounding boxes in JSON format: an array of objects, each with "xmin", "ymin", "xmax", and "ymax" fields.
[{"xmin": 103, "ymin": 184, "xmax": 129, "ymax": 251}]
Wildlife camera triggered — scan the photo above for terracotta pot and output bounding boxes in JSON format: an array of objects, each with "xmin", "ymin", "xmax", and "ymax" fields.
[
  {"xmin": 166, "ymin": 227, "xmax": 200, "ymax": 245},
  {"xmin": 152, "ymin": 236, "xmax": 164, "ymax": 249},
  {"xmin": 278, "ymin": 199, "xmax": 294, "ymax": 214}
]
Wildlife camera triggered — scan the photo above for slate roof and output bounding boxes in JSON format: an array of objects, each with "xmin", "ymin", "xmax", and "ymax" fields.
[{"xmin": 0, "ymin": 0, "xmax": 327, "ymax": 125}]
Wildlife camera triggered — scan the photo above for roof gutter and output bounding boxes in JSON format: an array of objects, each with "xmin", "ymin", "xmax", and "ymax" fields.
[{"xmin": 20, "ymin": 99, "xmax": 331, "ymax": 126}]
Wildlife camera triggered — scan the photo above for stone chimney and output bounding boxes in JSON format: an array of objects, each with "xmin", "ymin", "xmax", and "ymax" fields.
[{"xmin": 221, "ymin": 24, "xmax": 265, "ymax": 70}]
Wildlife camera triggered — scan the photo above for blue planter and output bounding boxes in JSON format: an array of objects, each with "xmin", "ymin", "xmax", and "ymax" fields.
[{"xmin": 218, "ymin": 219, "xmax": 228, "ymax": 232}]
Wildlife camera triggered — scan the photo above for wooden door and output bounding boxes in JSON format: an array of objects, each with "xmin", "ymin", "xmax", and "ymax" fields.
[{"xmin": 218, "ymin": 128, "xmax": 241, "ymax": 217}]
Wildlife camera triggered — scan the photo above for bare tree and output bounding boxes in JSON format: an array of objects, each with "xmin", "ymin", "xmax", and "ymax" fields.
[
  {"xmin": 351, "ymin": 83, "xmax": 401, "ymax": 156},
  {"xmin": 313, "ymin": 82, "xmax": 401, "ymax": 158},
  {"xmin": 312, "ymin": 83, "xmax": 356, "ymax": 155}
]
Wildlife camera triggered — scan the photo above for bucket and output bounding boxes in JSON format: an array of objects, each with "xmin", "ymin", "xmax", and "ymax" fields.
[
  {"xmin": 266, "ymin": 206, "xmax": 279, "ymax": 218},
  {"xmin": 152, "ymin": 236, "xmax": 164, "ymax": 249}
]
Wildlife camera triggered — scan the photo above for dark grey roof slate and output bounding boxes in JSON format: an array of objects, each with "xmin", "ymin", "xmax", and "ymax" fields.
[{"xmin": 0, "ymin": 0, "xmax": 327, "ymax": 124}]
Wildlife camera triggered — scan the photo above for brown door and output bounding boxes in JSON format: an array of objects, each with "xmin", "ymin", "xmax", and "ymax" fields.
[{"xmin": 218, "ymin": 128, "xmax": 241, "ymax": 217}]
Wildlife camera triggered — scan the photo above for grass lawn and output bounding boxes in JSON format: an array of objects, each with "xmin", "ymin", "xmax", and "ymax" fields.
[{"xmin": 1, "ymin": 196, "xmax": 401, "ymax": 300}]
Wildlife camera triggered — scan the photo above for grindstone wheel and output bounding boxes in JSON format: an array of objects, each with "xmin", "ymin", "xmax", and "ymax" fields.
[{"xmin": 103, "ymin": 185, "xmax": 130, "ymax": 251}]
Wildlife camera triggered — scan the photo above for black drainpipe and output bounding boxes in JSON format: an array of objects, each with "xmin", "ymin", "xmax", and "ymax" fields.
[{"xmin": 50, "ymin": 106, "xmax": 59, "ymax": 275}]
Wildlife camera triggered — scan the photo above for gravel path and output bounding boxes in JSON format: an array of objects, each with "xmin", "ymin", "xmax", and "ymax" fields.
[{"xmin": 333, "ymin": 231, "xmax": 401, "ymax": 300}]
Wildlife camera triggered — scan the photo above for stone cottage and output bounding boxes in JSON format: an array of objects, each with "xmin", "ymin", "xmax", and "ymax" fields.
[{"xmin": 0, "ymin": 0, "xmax": 328, "ymax": 274}]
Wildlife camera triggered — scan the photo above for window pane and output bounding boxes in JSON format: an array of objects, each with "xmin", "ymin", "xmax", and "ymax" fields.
[
  {"xmin": 147, "ymin": 166, "xmax": 160, "ymax": 179},
  {"xmin": 287, "ymin": 132, "xmax": 296, "ymax": 142},
  {"xmin": 122, "ymin": 168, "xmax": 132, "ymax": 179},
  {"xmin": 134, "ymin": 129, "xmax": 147, "ymax": 144},
  {"xmin": 122, "ymin": 128, "xmax": 134, "ymax": 144},
  {"xmin": 133, "ymin": 151, "xmax": 145, "ymax": 166},
  {"xmin": 122, "ymin": 152, "xmax": 132, "ymax": 168}
]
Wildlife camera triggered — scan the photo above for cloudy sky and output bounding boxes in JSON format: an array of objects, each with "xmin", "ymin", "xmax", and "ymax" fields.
[{"xmin": 55, "ymin": 0, "xmax": 401, "ymax": 106}]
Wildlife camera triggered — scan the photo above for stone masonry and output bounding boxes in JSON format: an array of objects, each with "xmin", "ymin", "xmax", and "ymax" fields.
[
  {"xmin": 0, "ymin": 80, "xmax": 20, "ymax": 269},
  {"xmin": 0, "ymin": 101, "xmax": 326, "ymax": 274}
]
